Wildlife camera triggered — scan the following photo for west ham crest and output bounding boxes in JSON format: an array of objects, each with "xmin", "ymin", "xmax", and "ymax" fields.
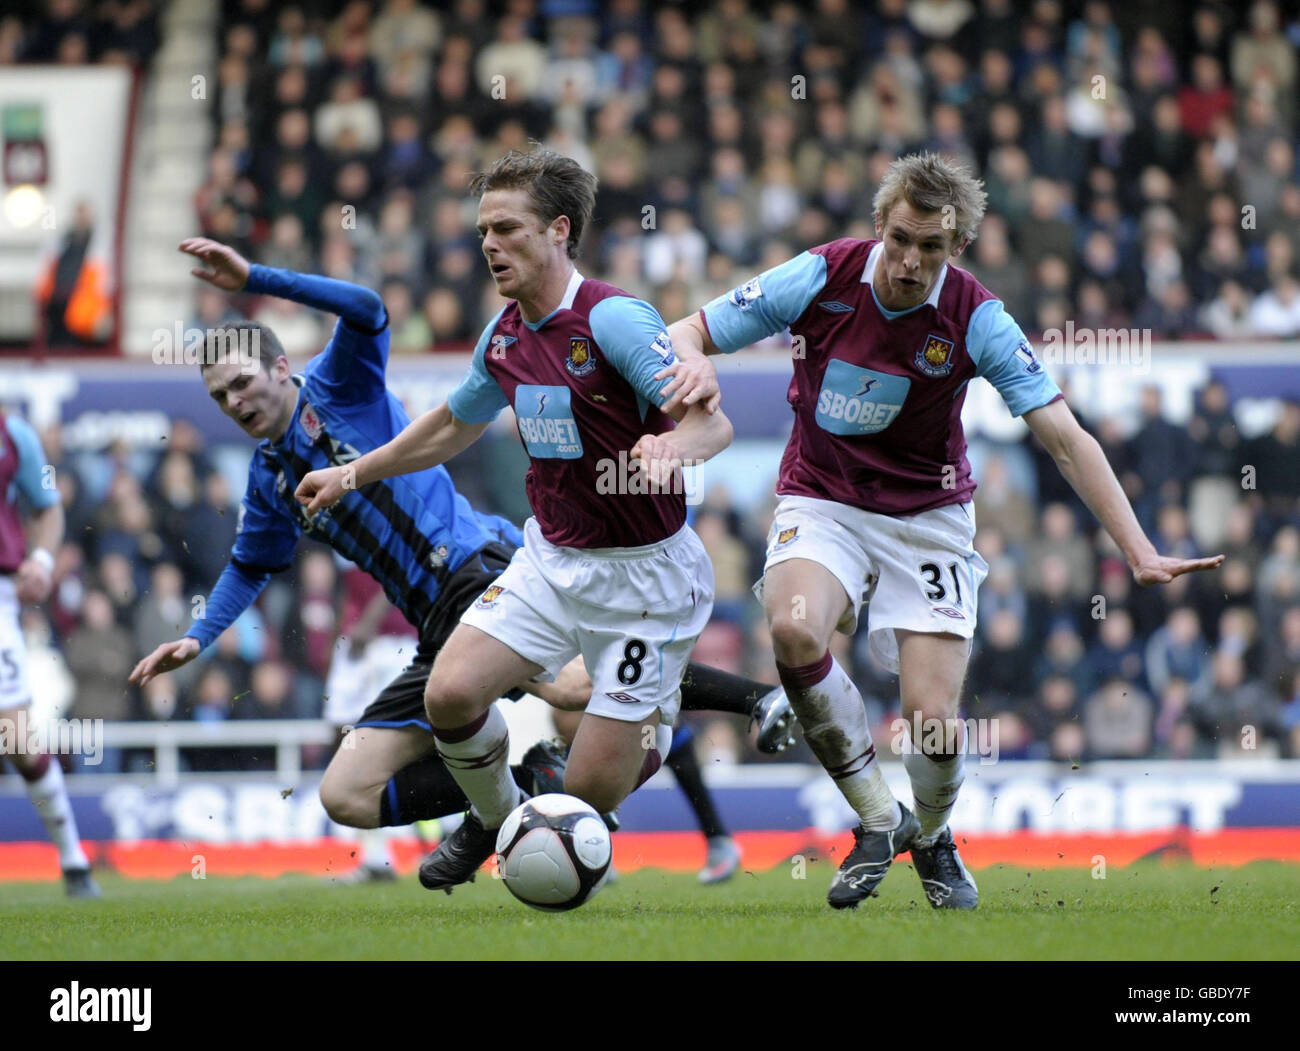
[
  {"xmin": 475, "ymin": 584, "xmax": 505, "ymax": 609},
  {"xmin": 915, "ymin": 334, "xmax": 955, "ymax": 377},
  {"xmin": 565, "ymin": 337, "xmax": 597, "ymax": 377}
]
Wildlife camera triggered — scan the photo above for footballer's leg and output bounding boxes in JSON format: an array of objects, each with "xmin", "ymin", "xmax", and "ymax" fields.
[
  {"xmin": 322, "ymin": 720, "xmax": 569, "ymax": 833},
  {"xmin": 763, "ymin": 558, "xmax": 916, "ymax": 909},
  {"xmin": 897, "ymin": 628, "xmax": 978, "ymax": 909},
  {"xmin": 320, "ymin": 724, "xmax": 438, "ymax": 830},
  {"xmin": 663, "ymin": 725, "xmax": 740, "ymax": 883},
  {"xmin": 564, "ymin": 709, "xmax": 664, "ymax": 814},
  {"xmin": 418, "ymin": 623, "xmax": 553, "ymax": 892},
  {"xmin": 2, "ymin": 724, "xmax": 98, "ymax": 899},
  {"xmin": 677, "ymin": 664, "xmax": 796, "ymax": 754},
  {"xmin": 536, "ymin": 657, "xmax": 795, "ymax": 753},
  {"xmin": 321, "ymin": 636, "xmax": 412, "ymax": 881}
]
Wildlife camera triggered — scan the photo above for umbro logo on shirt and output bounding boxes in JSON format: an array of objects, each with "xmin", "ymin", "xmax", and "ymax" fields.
[{"xmin": 818, "ymin": 300, "xmax": 855, "ymax": 313}]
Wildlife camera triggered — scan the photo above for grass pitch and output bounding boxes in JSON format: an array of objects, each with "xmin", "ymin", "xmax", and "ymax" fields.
[{"xmin": 2, "ymin": 861, "xmax": 1296, "ymax": 961}]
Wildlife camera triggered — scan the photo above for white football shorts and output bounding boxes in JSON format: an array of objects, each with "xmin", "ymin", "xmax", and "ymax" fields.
[
  {"xmin": 459, "ymin": 516, "xmax": 714, "ymax": 726},
  {"xmin": 323, "ymin": 633, "xmax": 417, "ymax": 727},
  {"xmin": 757, "ymin": 494, "xmax": 989, "ymax": 673},
  {"xmin": 0, "ymin": 576, "xmax": 31, "ymax": 711}
]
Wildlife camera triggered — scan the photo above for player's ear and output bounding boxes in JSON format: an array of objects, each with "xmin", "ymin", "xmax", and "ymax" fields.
[
  {"xmin": 272, "ymin": 355, "xmax": 291, "ymax": 380},
  {"xmin": 873, "ymin": 209, "xmax": 884, "ymax": 240},
  {"xmin": 951, "ymin": 235, "xmax": 969, "ymax": 259},
  {"xmin": 551, "ymin": 214, "xmax": 570, "ymax": 249}
]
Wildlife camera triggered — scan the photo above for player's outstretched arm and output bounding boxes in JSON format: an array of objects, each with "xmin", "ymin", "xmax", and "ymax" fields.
[
  {"xmin": 295, "ymin": 402, "xmax": 488, "ymax": 513},
  {"xmin": 1024, "ymin": 398, "xmax": 1224, "ymax": 585},
  {"xmin": 179, "ymin": 237, "xmax": 385, "ymax": 330},
  {"xmin": 631, "ymin": 402, "xmax": 734, "ymax": 491},
  {"xmin": 658, "ymin": 314, "xmax": 722, "ymax": 415},
  {"xmin": 128, "ymin": 555, "xmax": 275, "ymax": 685}
]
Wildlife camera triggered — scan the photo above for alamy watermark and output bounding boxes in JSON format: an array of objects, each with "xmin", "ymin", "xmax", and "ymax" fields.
[
  {"xmin": 151, "ymin": 323, "xmax": 260, "ymax": 373},
  {"xmin": 1037, "ymin": 323, "xmax": 1151, "ymax": 375},
  {"xmin": 0, "ymin": 708, "xmax": 104, "ymax": 766},
  {"xmin": 594, "ymin": 451, "xmax": 702, "ymax": 504},
  {"xmin": 889, "ymin": 711, "xmax": 999, "ymax": 766}
]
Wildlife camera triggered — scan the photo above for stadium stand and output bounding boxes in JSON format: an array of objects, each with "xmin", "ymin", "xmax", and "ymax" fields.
[{"xmin": 3, "ymin": 0, "xmax": 1300, "ymax": 773}]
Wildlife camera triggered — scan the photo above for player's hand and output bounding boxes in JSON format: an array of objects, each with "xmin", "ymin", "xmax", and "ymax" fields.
[
  {"xmin": 630, "ymin": 433, "xmax": 683, "ymax": 491},
  {"xmin": 179, "ymin": 236, "xmax": 250, "ymax": 291},
  {"xmin": 295, "ymin": 465, "xmax": 352, "ymax": 514},
  {"xmin": 656, "ymin": 354, "xmax": 721, "ymax": 415},
  {"xmin": 1131, "ymin": 552, "xmax": 1225, "ymax": 586},
  {"xmin": 15, "ymin": 556, "xmax": 53, "ymax": 604},
  {"xmin": 129, "ymin": 637, "xmax": 201, "ymax": 688}
]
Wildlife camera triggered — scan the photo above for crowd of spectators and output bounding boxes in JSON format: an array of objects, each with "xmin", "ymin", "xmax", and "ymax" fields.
[
  {"xmin": 2, "ymin": 0, "xmax": 160, "ymax": 67},
  {"xmin": 181, "ymin": 0, "xmax": 1300, "ymax": 351},
  {"xmin": 8, "ymin": 0, "xmax": 1300, "ymax": 772},
  {"xmin": 13, "ymin": 375, "xmax": 1300, "ymax": 771}
]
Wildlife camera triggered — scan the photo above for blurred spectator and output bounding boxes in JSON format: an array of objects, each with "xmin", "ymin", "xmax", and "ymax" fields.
[
  {"xmin": 132, "ymin": 563, "xmax": 192, "ymax": 672},
  {"xmin": 693, "ymin": 509, "xmax": 751, "ymax": 627},
  {"xmin": 1248, "ymin": 271, "xmax": 1300, "ymax": 337},
  {"xmin": 968, "ymin": 609, "xmax": 1034, "ymax": 717},
  {"xmin": 1084, "ymin": 678, "xmax": 1154, "ymax": 758},
  {"xmin": 1144, "ymin": 607, "xmax": 1210, "ymax": 697},
  {"xmin": 1200, "ymin": 280, "xmax": 1256, "ymax": 339},
  {"xmin": 36, "ymin": 201, "xmax": 112, "ymax": 346},
  {"xmin": 1083, "ymin": 608, "xmax": 1145, "ymax": 694},
  {"xmin": 1026, "ymin": 503, "xmax": 1096, "ymax": 599},
  {"xmin": 1190, "ymin": 650, "xmax": 1282, "ymax": 753},
  {"xmin": 1243, "ymin": 401, "xmax": 1300, "ymax": 521},
  {"xmin": 1128, "ymin": 385, "xmax": 1195, "ymax": 526},
  {"xmin": 64, "ymin": 590, "xmax": 134, "ymax": 725}
]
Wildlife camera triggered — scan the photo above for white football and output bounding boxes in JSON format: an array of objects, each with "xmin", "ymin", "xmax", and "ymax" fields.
[{"xmin": 495, "ymin": 793, "xmax": 612, "ymax": 912}]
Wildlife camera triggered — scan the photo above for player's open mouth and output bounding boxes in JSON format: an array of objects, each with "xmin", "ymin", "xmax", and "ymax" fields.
[
  {"xmin": 492, "ymin": 264, "xmax": 510, "ymax": 277},
  {"xmin": 240, "ymin": 411, "xmax": 257, "ymax": 425}
]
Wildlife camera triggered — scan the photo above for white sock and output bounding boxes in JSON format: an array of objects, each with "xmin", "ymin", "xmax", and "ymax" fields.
[
  {"xmin": 904, "ymin": 747, "xmax": 965, "ymax": 844},
  {"xmin": 357, "ymin": 826, "xmax": 391, "ymax": 870},
  {"xmin": 26, "ymin": 759, "xmax": 89, "ymax": 869},
  {"xmin": 781, "ymin": 654, "xmax": 900, "ymax": 831},
  {"xmin": 434, "ymin": 705, "xmax": 521, "ymax": 829}
]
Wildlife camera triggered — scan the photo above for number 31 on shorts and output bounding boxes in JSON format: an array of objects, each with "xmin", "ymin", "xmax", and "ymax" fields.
[{"xmin": 917, "ymin": 561, "xmax": 964, "ymax": 604}]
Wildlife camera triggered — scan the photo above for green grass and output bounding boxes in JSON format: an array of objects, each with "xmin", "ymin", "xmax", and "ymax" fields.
[{"xmin": 2, "ymin": 862, "xmax": 1297, "ymax": 961}]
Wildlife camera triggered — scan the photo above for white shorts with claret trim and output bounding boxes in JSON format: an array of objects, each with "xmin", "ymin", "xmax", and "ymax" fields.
[
  {"xmin": 756, "ymin": 494, "xmax": 989, "ymax": 674},
  {"xmin": 459, "ymin": 517, "xmax": 714, "ymax": 726}
]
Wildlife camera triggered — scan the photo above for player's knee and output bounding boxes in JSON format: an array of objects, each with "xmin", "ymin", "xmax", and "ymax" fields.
[
  {"xmin": 319, "ymin": 776, "xmax": 378, "ymax": 829},
  {"xmin": 562, "ymin": 768, "xmax": 624, "ymax": 815},
  {"xmin": 768, "ymin": 614, "xmax": 825, "ymax": 666},
  {"xmin": 423, "ymin": 678, "xmax": 485, "ymax": 728}
]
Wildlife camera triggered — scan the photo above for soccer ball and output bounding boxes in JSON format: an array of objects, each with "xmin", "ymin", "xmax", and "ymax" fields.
[{"xmin": 495, "ymin": 793, "xmax": 612, "ymax": 912}]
